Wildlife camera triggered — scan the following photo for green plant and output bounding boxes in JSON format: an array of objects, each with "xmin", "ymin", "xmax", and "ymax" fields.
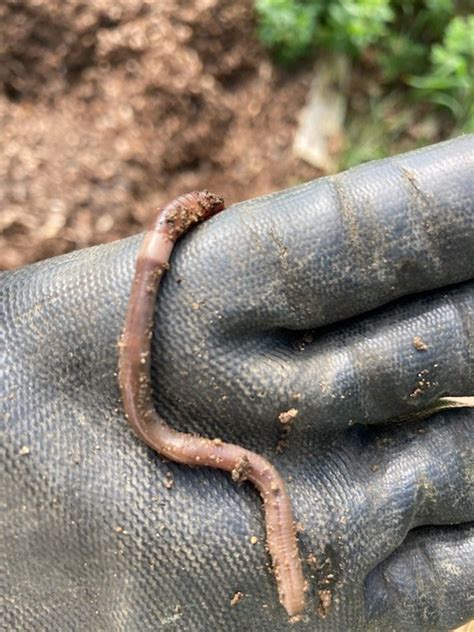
[
  {"xmin": 255, "ymin": 0, "xmax": 474, "ymax": 132},
  {"xmin": 256, "ymin": 0, "xmax": 320, "ymax": 64},
  {"xmin": 324, "ymin": 0, "xmax": 394, "ymax": 54},
  {"xmin": 409, "ymin": 15, "xmax": 474, "ymax": 129}
]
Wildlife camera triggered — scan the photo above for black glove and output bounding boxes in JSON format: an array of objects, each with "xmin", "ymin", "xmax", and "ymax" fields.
[{"xmin": 3, "ymin": 136, "xmax": 473, "ymax": 631}]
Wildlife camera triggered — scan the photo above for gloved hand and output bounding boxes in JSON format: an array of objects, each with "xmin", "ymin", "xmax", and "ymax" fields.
[{"xmin": 3, "ymin": 136, "xmax": 473, "ymax": 632}]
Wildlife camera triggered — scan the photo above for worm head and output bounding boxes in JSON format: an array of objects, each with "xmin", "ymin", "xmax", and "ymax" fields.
[
  {"xmin": 194, "ymin": 190, "xmax": 225, "ymax": 221},
  {"xmin": 155, "ymin": 190, "xmax": 225, "ymax": 240}
]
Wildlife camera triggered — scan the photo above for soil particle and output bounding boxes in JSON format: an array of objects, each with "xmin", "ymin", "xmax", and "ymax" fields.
[
  {"xmin": 190, "ymin": 300, "xmax": 206, "ymax": 310},
  {"xmin": 410, "ymin": 368, "xmax": 432, "ymax": 398},
  {"xmin": 317, "ymin": 589, "xmax": 332, "ymax": 618},
  {"xmin": 276, "ymin": 408, "xmax": 299, "ymax": 453},
  {"xmin": 250, "ymin": 535, "xmax": 258, "ymax": 545},
  {"xmin": 307, "ymin": 553, "xmax": 318, "ymax": 569},
  {"xmin": 413, "ymin": 336, "xmax": 428, "ymax": 351},
  {"xmin": 19, "ymin": 446, "xmax": 30, "ymax": 456},
  {"xmin": 230, "ymin": 591, "xmax": 244, "ymax": 606},
  {"xmin": 278, "ymin": 408, "xmax": 299, "ymax": 425},
  {"xmin": 231, "ymin": 455, "xmax": 251, "ymax": 484},
  {"xmin": 163, "ymin": 472, "xmax": 174, "ymax": 489}
]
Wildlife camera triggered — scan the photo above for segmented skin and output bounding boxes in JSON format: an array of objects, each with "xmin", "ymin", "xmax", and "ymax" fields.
[{"xmin": 118, "ymin": 190, "xmax": 306, "ymax": 617}]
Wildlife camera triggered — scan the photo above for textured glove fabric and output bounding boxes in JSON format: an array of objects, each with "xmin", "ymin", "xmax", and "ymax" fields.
[{"xmin": 2, "ymin": 136, "xmax": 473, "ymax": 631}]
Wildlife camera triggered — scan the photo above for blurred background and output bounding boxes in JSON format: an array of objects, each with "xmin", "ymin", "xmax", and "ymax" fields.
[{"xmin": 0, "ymin": 0, "xmax": 472, "ymax": 270}]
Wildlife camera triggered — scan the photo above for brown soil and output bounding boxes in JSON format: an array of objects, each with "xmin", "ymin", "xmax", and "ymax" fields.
[{"xmin": 0, "ymin": 0, "xmax": 320, "ymax": 270}]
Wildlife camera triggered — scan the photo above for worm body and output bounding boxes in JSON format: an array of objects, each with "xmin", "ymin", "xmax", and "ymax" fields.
[{"xmin": 118, "ymin": 191, "xmax": 306, "ymax": 617}]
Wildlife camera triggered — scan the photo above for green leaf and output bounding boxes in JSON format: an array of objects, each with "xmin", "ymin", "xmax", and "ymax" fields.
[{"xmin": 255, "ymin": 0, "xmax": 320, "ymax": 64}]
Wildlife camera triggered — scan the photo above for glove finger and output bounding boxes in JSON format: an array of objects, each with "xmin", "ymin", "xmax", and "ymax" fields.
[
  {"xmin": 171, "ymin": 281, "xmax": 472, "ymax": 444},
  {"xmin": 167, "ymin": 135, "xmax": 474, "ymax": 335},
  {"xmin": 292, "ymin": 409, "xmax": 473, "ymax": 581},
  {"xmin": 285, "ymin": 280, "xmax": 473, "ymax": 430},
  {"xmin": 364, "ymin": 524, "xmax": 473, "ymax": 632}
]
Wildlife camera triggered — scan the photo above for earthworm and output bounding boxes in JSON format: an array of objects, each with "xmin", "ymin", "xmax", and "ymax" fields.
[{"xmin": 118, "ymin": 190, "xmax": 306, "ymax": 617}]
